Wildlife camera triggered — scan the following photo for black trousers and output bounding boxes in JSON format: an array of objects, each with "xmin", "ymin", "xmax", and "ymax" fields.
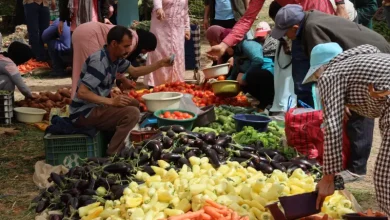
[
  {"xmin": 242, "ymin": 69, "xmax": 274, "ymax": 110},
  {"xmin": 211, "ymin": 19, "xmax": 236, "ymax": 29}
]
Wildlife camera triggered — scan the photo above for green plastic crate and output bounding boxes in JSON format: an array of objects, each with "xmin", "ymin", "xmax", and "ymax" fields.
[{"xmin": 44, "ymin": 132, "xmax": 105, "ymax": 168}]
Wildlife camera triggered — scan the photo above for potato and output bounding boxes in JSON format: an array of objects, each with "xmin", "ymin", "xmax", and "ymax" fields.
[
  {"xmin": 39, "ymin": 95, "xmax": 49, "ymax": 102},
  {"xmin": 45, "ymin": 100, "xmax": 54, "ymax": 108},
  {"xmin": 63, "ymin": 98, "xmax": 72, "ymax": 105},
  {"xmin": 38, "ymin": 103, "xmax": 46, "ymax": 109}
]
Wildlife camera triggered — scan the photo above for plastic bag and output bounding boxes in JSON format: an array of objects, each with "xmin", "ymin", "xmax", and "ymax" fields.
[
  {"xmin": 179, "ymin": 94, "xmax": 203, "ymax": 114},
  {"xmin": 49, "ymin": 105, "xmax": 70, "ymax": 124}
]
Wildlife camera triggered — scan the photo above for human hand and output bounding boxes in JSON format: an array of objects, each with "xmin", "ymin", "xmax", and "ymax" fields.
[
  {"xmin": 111, "ymin": 95, "xmax": 134, "ymax": 107},
  {"xmin": 227, "ymin": 57, "xmax": 234, "ymax": 68},
  {"xmin": 316, "ymin": 174, "xmax": 335, "ymax": 210},
  {"xmin": 156, "ymin": 8, "xmax": 165, "ymax": 20},
  {"xmin": 336, "ymin": 5, "xmax": 349, "ymax": 19},
  {"xmin": 203, "ymin": 19, "xmax": 209, "ymax": 30},
  {"xmin": 159, "ymin": 57, "xmax": 173, "ymax": 67},
  {"xmin": 51, "ymin": 0, "xmax": 56, "ymax": 10},
  {"xmin": 104, "ymin": 18, "xmax": 112, "ymax": 24},
  {"xmin": 237, "ymin": 73, "xmax": 246, "ymax": 86},
  {"xmin": 207, "ymin": 43, "xmax": 228, "ymax": 61},
  {"xmin": 185, "ymin": 30, "xmax": 191, "ymax": 40},
  {"xmin": 368, "ymin": 83, "xmax": 390, "ymax": 98},
  {"xmin": 58, "ymin": 21, "xmax": 64, "ymax": 35},
  {"xmin": 344, "ymin": 106, "xmax": 352, "ymax": 121}
]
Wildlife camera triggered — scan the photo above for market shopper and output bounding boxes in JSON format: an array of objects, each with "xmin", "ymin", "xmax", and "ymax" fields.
[
  {"xmin": 205, "ymin": 25, "xmax": 233, "ymax": 66},
  {"xmin": 144, "ymin": 0, "xmax": 190, "ymax": 87},
  {"xmin": 24, "ymin": 0, "xmax": 56, "ymax": 61},
  {"xmin": 213, "ymin": 25, "xmax": 275, "ymax": 110},
  {"xmin": 206, "ymin": 0, "xmax": 348, "ymax": 108},
  {"xmin": 203, "ymin": 0, "xmax": 249, "ymax": 30},
  {"xmin": 70, "ymin": 26, "xmax": 172, "ymax": 155},
  {"xmin": 42, "ymin": 19, "xmax": 72, "ymax": 77},
  {"xmin": 58, "ymin": 0, "xmax": 111, "ymax": 34},
  {"xmin": 305, "ymin": 43, "xmax": 390, "ymax": 216},
  {"xmin": 0, "ymin": 42, "xmax": 34, "ymax": 98},
  {"xmin": 271, "ymin": 4, "xmax": 390, "ymax": 182},
  {"xmin": 71, "ymin": 22, "xmax": 158, "ymax": 98}
]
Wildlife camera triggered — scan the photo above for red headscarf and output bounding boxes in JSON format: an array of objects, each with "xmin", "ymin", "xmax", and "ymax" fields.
[{"xmin": 206, "ymin": 25, "xmax": 232, "ymax": 44}]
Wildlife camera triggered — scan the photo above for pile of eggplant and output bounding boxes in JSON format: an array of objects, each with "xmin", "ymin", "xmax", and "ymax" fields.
[
  {"xmin": 32, "ymin": 160, "xmax": 144, "ymax": 219},
  {"xmin": 32, "ymin": 125, "xmax": 322, "ymax": 219}
]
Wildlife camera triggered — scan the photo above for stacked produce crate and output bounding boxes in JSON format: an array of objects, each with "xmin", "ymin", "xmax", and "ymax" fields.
[{"xmin": 0, "ymin": 91, "xmax": 14, "ymax": 125}]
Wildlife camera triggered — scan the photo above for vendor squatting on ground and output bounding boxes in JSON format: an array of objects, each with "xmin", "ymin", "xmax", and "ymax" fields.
[{"xmin": 69, "ymin": 26, "xmax": 172, "ymax": 155}]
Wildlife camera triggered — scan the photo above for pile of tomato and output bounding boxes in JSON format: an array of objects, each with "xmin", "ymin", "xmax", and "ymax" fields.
[
  {"xmin": 159, "ymin": 111, "xmax": 194, "ymax": 120},
  {"xmin": 125, "ymin": 81, "xmax": 250, "ymax": 112}
]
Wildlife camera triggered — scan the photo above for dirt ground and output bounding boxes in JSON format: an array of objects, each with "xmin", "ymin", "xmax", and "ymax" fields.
[{"xmin": 0, "ymin": 1, "xmax": 381, "ymax": 218}]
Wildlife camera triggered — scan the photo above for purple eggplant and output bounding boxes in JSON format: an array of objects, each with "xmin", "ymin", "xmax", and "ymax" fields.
[
  {"xmin": 215, "ymin": 137, "xmax": 230, "ymax": 147},
  {"xmin": 47, "ymin": 186, "xmax": 56, "ymax": 193},
  {"xmin": 273, "ymin": 154, "xmax": 287, "ymax": 162},
  {"xmin": 187, "ymin": 139, "xmax": 195, "ymax": 145},
  {"xmin": 257, "ymin": 149, "xmax": 280, "ymax": 158},
  {"xmin": 146, "ymin": 141, "xmax": 161, "ymax": 161},
  {"xmin": 83, "ymin": 199, "xmax": 97, "ymax": 206},
  {"xmin": 50, "ymin": 173, "xmax": 65, "ymax": 189},
  {"xmin": 111, "ymin": 184, "xmax": 129, "ymax": 200},
  {"xmin": 178, "ymin": 157, "xmax": 191, "ymax": 168},
  {"xmin": 212, "ymin": 145, "xmax": 228, "ymax": 156},
  {"xmin": 161, "ymin": 153, "xmax": 181, "ymax": 162},
  {"xmin": 254, "ymin": 162, "xmax": 274, "ymax": 174},
  {"xmin": 186, "ymin": 131, "xmax": 203, "ymax": 139},
  {"xmin": 103, "ymin": 163, "xmax": 129, "ymax": 174},
  {"xmin": 66, "ymin": 167, "xmax": 76, "ymax": 178},
  {"xmin": 36, "ymin": 199, "xmax": 49, "ymax": 213},
  {"xmin": 271, "ymin": 161, "xmax": 287, "ymax": 172},
  {"xmin": 193, "ymin": 139, "xmax": 204, "ymax": 148},
  {"xmin": 205, "ymin": 148, "xmax": 221, "ymax": 168},
  {"xmin": 185, "ymin": 151, "xmax": 196, "ymax": 159},
  {"xmin": 229, "ymin": 157, "xmax": 248, "ymax": 163},
  {"xmin": 232, "ymin": 150, "xmax": 261, "ymax": 162},
  {"xmin": 172, "ymin": 125, "xmax": 186, "ymax": 133},
  {"xmin": 138, "ymin": 153, "xmax": 151, "ymax": 166},
  {"xmin": 141, "ymin": 166, "xmax": 156, "ymax": 176},
  {"xmin": 60, "ymin": 194, "xmax": 72, "ymax": 204},
  {"xmin": 77, "ymin": 180, "xmax": 89, "ymax": 191},
  {"xmin": 159, "ymin": 126, "xmax": 171, "ymax": 132},
  {"xmin": 63, "ymin": 188, "xmax": 80, "ymax": 197},
  {"xmin": 172, "ymin": 145, "xmax": 194, "ymax": 154},
  {"xmin": 166, "ymin": 130, "xmax": 176, "ymax": 138},
  {"xmin": 148, "ymin": 131, "xmax": 163, "ymax": 141},
  {"xmin": 290, "ymin": 157, "xmax": 315, "ymax": 169},
  {"xmin": 32, "ymin": 195, "xmax": 42, "ymax": 204},
  {"xmin": 69, "ymin": 197, "xmax": 79, "ymax": 209},
  {"xmin": 280, "ymin": 162, "xmax": 293, "ymax": 168},
  {"xmin": 203, "ymin": 132, "xmax": 217, "ymax": 144},
  {"xmin": 79, "ymin": 195, "xmax": 93, "ymax": 206},
  {"xmin": 163, "ymin": 136, "xmax": 173, "ymax": 149},
  {"xmin": 82, "ymin": 189, "xmax": 96, "ymax": 196},
  {"xmin": 179, "ymin": 136, "xmax": 189, "ymax": 145}
]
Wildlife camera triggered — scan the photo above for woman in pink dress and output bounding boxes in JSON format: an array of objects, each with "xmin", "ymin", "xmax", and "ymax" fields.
[{"xmin": 144, "ymin": 0, "xmax": 191, "ymax": 87}]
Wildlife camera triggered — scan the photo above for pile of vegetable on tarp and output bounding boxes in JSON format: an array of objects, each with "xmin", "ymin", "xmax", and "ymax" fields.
[{"xmin": 31, "ymin": 121, "xmax": 360, "ymax": 220}]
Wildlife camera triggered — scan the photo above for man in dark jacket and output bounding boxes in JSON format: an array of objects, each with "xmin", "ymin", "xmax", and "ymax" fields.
[
  {"xmin": 203, "ymin": 0, "xmax": 249, "ymax": 29},
  {"xmin": 271, "ymin": 4, "xmax": 390, "ymax": 182}
]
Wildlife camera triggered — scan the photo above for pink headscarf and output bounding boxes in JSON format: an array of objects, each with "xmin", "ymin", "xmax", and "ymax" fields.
[{"xmin": 206, "ymin": 25, "xmax": 232, "ymax": 44}]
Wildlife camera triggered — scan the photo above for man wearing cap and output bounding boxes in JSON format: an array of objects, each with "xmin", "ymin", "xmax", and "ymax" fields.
[
  {"xmin": 272, "ymin": 4, "xmax": 390, "ymax": 183},
  {"xmin": 304, "ymin": 42, "xmax": 390, "ymax": 216}
]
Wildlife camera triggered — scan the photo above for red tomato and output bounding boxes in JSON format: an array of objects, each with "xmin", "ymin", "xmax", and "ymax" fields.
[
  {"xmin": 176, "ymin": 117, "xmax": 183, "ymax": 120},
  {"xmin": 173, "ymin": 111, "xmax": 183, "ymax": 117},
  {"xmin": 217, "ymin": 75, "xmax": 226, "ymax": 81},
  {"xmin": 163, "ymin": 111, "xmax": 171, "ymax": 118}
]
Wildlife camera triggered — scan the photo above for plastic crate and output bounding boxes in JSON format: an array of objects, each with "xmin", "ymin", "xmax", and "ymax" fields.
[
  {"xmin": 0, "ymin": 109, "xmax": 13, "ymax": 118},
  {"xmin": 0, "ymin": 104, "xmax": 13, "ymax": 112},
  {"xmin": 44, "ymin": 132, "xmax": 105, "ymax": 168},
  {"xmin": 0, "ymin": 117, "xmax": 12, "ymax": 125}
]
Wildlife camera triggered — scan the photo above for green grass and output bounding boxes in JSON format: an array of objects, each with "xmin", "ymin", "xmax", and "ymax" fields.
[
  {"xmin": 0, "ymin": 124, "xmax": 45, "ymax": 220},
  {"xmin": 347, "ymin": 187, "xmax": 379, "ymax": 211}
]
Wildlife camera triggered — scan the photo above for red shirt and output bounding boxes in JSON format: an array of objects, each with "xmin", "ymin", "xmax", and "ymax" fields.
[{"xmin": 222, "ymin": 0, "xmax": 335, "ymax": 47}]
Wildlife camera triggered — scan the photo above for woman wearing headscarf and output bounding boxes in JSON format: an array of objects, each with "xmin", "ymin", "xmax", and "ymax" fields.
[
  {"xmin": 70, "ymin": 22, "xmax": 158, "ymax": 98},
  {"xmin": 0, "ymin": 42, "xmax": 35, "ymax": 98},
  {"xmin": 207, "ymin": 25, "xmax": 275, "ymax": 110},
  {"xmin": 206, "ymin": 25, "xmax": 233, "ymax": 65},
  {"xmin": 58, "ymin": 0, "xmax": 111, "ymax": 34},
  {"xmin": 143, "ymin": 0, "xmax": 191, "ymax": 87},
  {"xmin": 306, "ymin": 43, "xmax": 390, "ymax": 216}
]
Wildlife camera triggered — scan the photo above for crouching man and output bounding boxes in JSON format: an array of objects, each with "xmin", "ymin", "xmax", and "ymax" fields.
[{"xmin": 69, "ymin": 26, "xmax": 172, "ymax": 155}]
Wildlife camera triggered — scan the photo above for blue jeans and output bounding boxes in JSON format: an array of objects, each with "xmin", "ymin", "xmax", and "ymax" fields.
[
  {"xmin": 42, "ymin": 19, "xmax": 72, "ymax": 75},
  {"xmin": 291, "ymin": 40, "xmax": 314, "ymax": 108},
  {"xmin": 24, "ymin": 2, "xmax": 50, "ymax": 61}
]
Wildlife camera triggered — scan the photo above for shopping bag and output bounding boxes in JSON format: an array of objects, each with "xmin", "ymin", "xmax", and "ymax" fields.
[{"xmin": 285, "ymin": 108, "xmax": 350, "ymax": 168}]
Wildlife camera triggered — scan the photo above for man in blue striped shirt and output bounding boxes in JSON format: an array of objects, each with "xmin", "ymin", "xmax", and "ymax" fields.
[{"xmin": 70, "ymin": 26, "xmax": 172, "ymax": 155}]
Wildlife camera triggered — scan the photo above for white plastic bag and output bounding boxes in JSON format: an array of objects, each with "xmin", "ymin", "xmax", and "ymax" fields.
[{"xmin": 179, "ymin": 94, "xmax": 203, "ymax": 114}]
